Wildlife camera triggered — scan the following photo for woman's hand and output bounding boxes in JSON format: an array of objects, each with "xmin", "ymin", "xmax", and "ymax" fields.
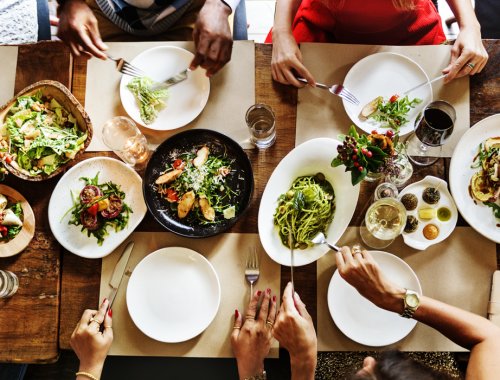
[
  {"xmin": 273, "ymin": 282, "xmax": 317, "ymax": 379},
  {"xmin": 57, "ymin": 0, "xmax": 108, "ymax": 59},
  {"xmin": 442, "ymin": 25, "xmax": 488, "ymax": 82},
  {"xmin": 335, "ymin": 246, "xmax": 405, "ymax": 313},
  {"xmin": 231, "ymin": 288, "xmax": 277, "ymax": 380},
  {"xmin": 71, "ymin": 299, "xmax": 113, "ymax": 379},
  {"xmin": 271, "ymin": 29, "xmax": 315, "ymax": 87}
]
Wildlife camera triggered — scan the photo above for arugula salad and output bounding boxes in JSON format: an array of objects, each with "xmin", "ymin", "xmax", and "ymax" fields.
[
  {"xmin": 0, "ymin": 92, "xmax": 87, "ymax": 176},
  {"xmin": 66, "ymin": 173, "xmax": 132, "ymax": 245},
  {"xmin": 155, "ymin": 146, "xmax": 239, "ymax": 223},
  {"xmin": 127, "ymin": 77, "xmax": 169, "ymax": 125},
  {"xmin": 360, "ymin": 94, "xmax": 422, "ymax": 132},
  {"xmin": 0, "ymin": 193, "xmax": 23, "ymax": 241}
]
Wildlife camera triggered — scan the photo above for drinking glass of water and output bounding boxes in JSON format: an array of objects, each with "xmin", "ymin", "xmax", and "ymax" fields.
[
  {"xmin": 407, "ymin": 100, "xmax": 456, "ymax": 166},
  {"xmin": 0, "ymin": 270, "xmax": 19, "ymax": 298},
  {"xmin": 102, "ymin": 116, "xmax": 150, "ymax": 169},
  {"xmin": 245, "ymin": 104, "xmax": 276, "ymax": 149}
]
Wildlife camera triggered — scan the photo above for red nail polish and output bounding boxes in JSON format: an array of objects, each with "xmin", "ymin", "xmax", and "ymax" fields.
[
  {"xmin": 266, "ymin": 288, "xmax": 271, "ymax": 295},
  {"xmin": 257, "ymin": 290, "xmax": 262, "ymax": 296},
  {"xmin": 235, "ymin": 309, "xmax": 239, "ymax": 318},
  {"xmin": 101, "ymin": 298, "xmax": 107, "ymax": 305},
  {"xmin": 108, "ymin": 308, "xmax": 112, "ymax": 317},
  {"xmin": 273, "ymin": 295, "xmax": 276, "ymax": 302}
]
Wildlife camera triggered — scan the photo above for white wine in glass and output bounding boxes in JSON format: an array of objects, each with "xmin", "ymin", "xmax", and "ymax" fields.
[{"xmin": 360, "ymin": 198, "xmax": 407, "ymax": 249}]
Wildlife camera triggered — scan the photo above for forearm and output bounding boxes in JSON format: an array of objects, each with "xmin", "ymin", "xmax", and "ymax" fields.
[
  {"xmin": 274, "ymin": 0, "xmax": 302, "ymax": 34},
  {"xmin": 445, "ymin": 0, "xmax": 480, "ymax": 29},
  {"xmin": 290, "ymin": 354, "xmax": 316, "ymax": 380},
  {"xmin": 76, "ymin": 361, "xmax": 104, "ymax": 380}
]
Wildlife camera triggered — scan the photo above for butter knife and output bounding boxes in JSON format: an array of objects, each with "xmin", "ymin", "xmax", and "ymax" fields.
[
  {"xmin": 153, "ymin": 69, "xmax": 190, "ymax": 90},
  {"xmin": 402, "ymin": 74, "xmax": 446, "ymax": 96},
  {"xmin": 107, "ymin": 241, "xmax": 134, "ymax": 309}
]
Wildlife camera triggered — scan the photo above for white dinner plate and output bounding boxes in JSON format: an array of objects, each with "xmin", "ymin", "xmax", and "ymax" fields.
[
  {"xmin": 399, "ymin": 175, "xmax": 458, "ymax": 250},
  {"xmin": 449, "ymin": 114, "xmax": 500, "ymax": 244},
  {"xmin": 328, "ymin": 250, "xmax": 421, "ymax": 346},
  {"xmin": 258, "ymin": 138, "xmax": 359, "ymax": 267},
  {"xmin": 343, "ymin": 52, "xmax": 432, "ymax": 136},
  {"xmin": 127, "ymin": 247, "xmax": 221, "ymax": 343},
  {"xmin": 120, "ymin": 46, "xmax": 210, "ymax": 130},
  {"xmin": 48, "ymin": 157, "xmax": 147, "ymax": 258}
]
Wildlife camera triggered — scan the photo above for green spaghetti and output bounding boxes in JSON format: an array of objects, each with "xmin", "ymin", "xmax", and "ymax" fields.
[{"xmin": 274, "ymin": 173, "xmax": 335, "ymax": 249}]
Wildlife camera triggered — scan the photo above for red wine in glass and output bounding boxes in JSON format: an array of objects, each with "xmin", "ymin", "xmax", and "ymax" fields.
[{"xmin": 415, "ymin": 101, "xmax": 456, "ymax": 147}]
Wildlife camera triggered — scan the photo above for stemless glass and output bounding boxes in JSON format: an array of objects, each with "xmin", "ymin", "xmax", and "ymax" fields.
[
  {"xmin": 102, "ymin": 116, "xmax": 150, "ymax": 170},
  {"xmin": 360, "ymin": 197, "xmax": 407, "ymax": 249},
  {"xmin": 0, "ymin": 270, "xmax": 19, "ymax": 298},
  {"xmin": 406, "ymin": 100, "xmax": 456, "ymax": 166},
  {"xmin": 245, "ymin": 104, "xmax": 276, "ymax": 149}
]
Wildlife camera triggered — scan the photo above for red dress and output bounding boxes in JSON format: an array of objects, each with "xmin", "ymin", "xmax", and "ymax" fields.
[{"xmin": 266, "ymin": 0, "xmax": 446, "ymax": 45}]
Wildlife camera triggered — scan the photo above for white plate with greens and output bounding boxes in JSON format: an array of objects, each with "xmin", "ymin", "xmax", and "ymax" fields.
[
  {"xmin": 48, "ymin": 157, "xmax": 147, "ymax": 258},
  {"xmin": 119, "ymin": 46, "xmax": 210, "ymax": 130},
  {"xmin": 328, "ymin": 250, "xmax": 421, "ymax": 346},
  {"xmin": 258, "ymin": 138, "xmax": 359, "ymax": 267},
  {"xmin": 343, "ymin": 52, "xmax": 432, "ymax": 136}
]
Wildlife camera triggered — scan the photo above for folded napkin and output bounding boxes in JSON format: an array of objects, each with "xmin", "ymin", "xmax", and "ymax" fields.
[
  {"xmin": 0, "ymin": 46, "xmax": 18, "ymax": 105},
  {"xmin": 488, "ymin": 271, "xmax": 500, "ymax": 326}
]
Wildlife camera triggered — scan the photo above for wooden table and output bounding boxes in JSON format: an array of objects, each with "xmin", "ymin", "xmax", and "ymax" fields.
[{"xmin": 0, "ymin": 40, "xmax": 498, "ymax": 365}]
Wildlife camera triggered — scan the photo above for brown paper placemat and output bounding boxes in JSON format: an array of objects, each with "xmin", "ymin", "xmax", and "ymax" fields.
[
  {"xmin": 85, "ymin": 41, "xmax": 255, "ymax": 151},
  {"xmin": 100, "ymin": 232, "xmax": 280, "ymax": 357},
  {"xmin": 317, "ymin": 227, "xmax": 496, "ymax": 351},
  {"xmin": 0, "ymin": 46, "xmax": 18, "ymax": 105},
  {"xmin": 296, "ymin": 43, "xmax": 469, "ymax": 157}
]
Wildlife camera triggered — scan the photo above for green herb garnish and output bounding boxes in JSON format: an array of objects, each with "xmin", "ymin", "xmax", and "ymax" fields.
[{"xmin": 369, "ymin": 95, "xmax": 422, "ymax": 132}]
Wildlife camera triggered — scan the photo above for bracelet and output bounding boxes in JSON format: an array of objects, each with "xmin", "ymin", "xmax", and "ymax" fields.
[
  {"xmin": 245, "ymin": 371, "xmax": 266, "ymax": 380},
  {"xmin": 76, "ymin": 372, "xmax": 99, "ymax": 380}
]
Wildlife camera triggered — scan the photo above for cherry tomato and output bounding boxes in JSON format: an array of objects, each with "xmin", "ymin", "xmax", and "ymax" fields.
[
  {"xmin": 101, "ymin": 195, "xmax": 123, "ymax": 219},
  {"xmin": 87, "ymin": 203, "xmax": 99, "ymax": 216},
  {"xmin": 4, "ymin": 155, "xmax": 12, "ymax": 164},
  {"xmin": 371, "ymin": 130, "xmax": 378, "ymax": 135},
  {"xmin": 81, "ymin": 211, "xmax": 99, "ymax": 231},
  {"xmin": 389, "ymin": 94, "xmax": 399, "ymax": 103},
  {"xmin": 0, "ymin": 226, "xmax": 8, "ymax": 237},
  {"xmin": 166, "ymin": 188, "xmax": 179, "ymax": 203},
  {"xmin": 386, "ymin": 130, "xmax": 394, "ymax": 138},
  {"xmin": 80, "ymin": 185, "xmax": 102, "ymax": 204},
  {"xmin": 173, "ymin": 159, "xmax": 185, "ymax": 170}
]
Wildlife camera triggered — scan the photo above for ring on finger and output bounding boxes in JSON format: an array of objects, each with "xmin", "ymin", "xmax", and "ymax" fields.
[
  {"xmin": 265, "ymin": 320, "xmax": 274, "ymax": 328},
  {"xmin": 467, "ymin": 62, "xmax": 475, "ymax": 69},
  {"xmin": 89, "ymin": 317, "xmax": 102, "ymax": 325},
  {"xmin": 233, "ymin": 326, "xmax": 241, "ymax": 330},
  {"xmin": 245, "ymin": 315, "xmax": 255, "ymax": 321},
  {"xmin": 352, "ymin": 245, "xmax": 362, "ymax": 255}
]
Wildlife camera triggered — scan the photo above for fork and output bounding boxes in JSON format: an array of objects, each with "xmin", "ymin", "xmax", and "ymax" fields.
[
  {"xmin": 245, "ymin": 248, "xmax": 260, "ymax": 297},
  {"xmin": 297, "ymin": 77, "xmax": 360, "ymax": 105},
  {"xmin": 311, "ymin": 232, "xmax": 341, "ymax": 252},
  {"xmin": 107, "ymin": 54, "xmax": 147, "ymax": 78}
]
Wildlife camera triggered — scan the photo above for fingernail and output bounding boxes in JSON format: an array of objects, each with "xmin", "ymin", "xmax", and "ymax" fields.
[
  {"xmin": 266, "ymin": 288, "xmax": 271, "ymax": 295},
  {"xmin": 273, "ymin": 295, "xmax": 276, "ymax": 302},
  {"xmin": 108, "ymin": 308, "xmax": 112, "ymax": 317},
  {"xmin": 101, "ymin": 298, "xmax": 107, "ymax": 305},
  {"xmin": 257, "ymin": 290, "xmax": 262, "ymax": 296},
  {"xmin": 235, "ymin": 309, "xmax": 239, "ymax": 318}
]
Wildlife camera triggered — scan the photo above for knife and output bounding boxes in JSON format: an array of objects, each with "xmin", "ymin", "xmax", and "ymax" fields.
[
  {"xmin": 107, "ymin": 241, "xmax": 134, "ymax": 310},
  {"xmin": 152, "ymin": 69, "xmax": 190, "ymax": 90},
  {"xmin": 402, "ymin": 74, "xmax": 446, "ymax": 96}
]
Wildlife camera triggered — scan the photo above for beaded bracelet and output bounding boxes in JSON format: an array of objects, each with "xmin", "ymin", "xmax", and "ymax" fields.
[{"xmin": 75, "ymin": 371, "xmax": 99, "ymax": 380}]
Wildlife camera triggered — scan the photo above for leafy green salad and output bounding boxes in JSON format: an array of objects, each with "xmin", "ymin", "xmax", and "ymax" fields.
[
  {"xmin": 65, "ymin": 173, "xmax": 132, "ymax": 246},
  {"xmin": 127, "ymin": 77, "xmax": 169, "ymax": 125},
  {"xmin": 0, "ymin": 92, "xmax": 87, "ymax": 176},
  {"xmin": 0, "ymin": 194, "xmax": 23, "ymax": 242}
]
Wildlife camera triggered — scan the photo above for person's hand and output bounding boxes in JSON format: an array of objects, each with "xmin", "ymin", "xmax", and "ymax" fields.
[
  {"xmin": 231, "ymin": 288, "xmax": 277, "ymax": 380},
  {"xmin": 273, "ymin": 282, "xmax": 317, "ymax": 379},
  {"xmin": 335, "ymin": 246, "xmax": 405, "ymax": 313},
  {"xmin": 70, "ymin": 298, "xmax": 113, "ymax": 378},
  {"xmin": 57, "ymin": 0, "xmax": 108, "ymax": 59},
  {"xmin": 271, "ymin": 29, "xmax": 315, "ymax": 87},
  {"xmin": 442, "ymin": 25, "xmax": 488, "ymax": 83},
  {"xmin": 190, "ymin": 0, "xmax": 233, "ymax": 77}
]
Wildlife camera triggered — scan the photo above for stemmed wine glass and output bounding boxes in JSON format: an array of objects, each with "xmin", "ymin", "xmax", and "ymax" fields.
[{"xmin": 406, "ymin": 100, "xmax": 456, "ymax": 166}]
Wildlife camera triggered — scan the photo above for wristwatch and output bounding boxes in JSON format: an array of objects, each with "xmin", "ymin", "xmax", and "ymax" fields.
[
  {"xmin": 245, "ymin": 371, "xmax": 266, "ymax": 380},
  {"xmin": 401, "ymin": 289, "xmax": 420, "ymax": 318}
]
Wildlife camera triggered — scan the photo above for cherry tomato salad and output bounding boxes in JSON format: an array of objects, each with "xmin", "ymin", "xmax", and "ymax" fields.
[
  {"xmin": 65, "ymin": 173, "xmax": 132, "ymax": 245},
  {"xmin": 0, "ymin": 193, "xmax": 23, "ymax": 241}
]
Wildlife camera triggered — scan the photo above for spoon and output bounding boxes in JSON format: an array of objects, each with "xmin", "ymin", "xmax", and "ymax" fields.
[{"xmin": 311, "ymin": 232, "xmax": 341, "ymax": 252}]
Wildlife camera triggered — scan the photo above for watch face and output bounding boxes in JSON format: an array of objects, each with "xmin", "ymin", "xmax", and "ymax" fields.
[{"xmin": 406, "ymin": 293, "xmax": 419, "ymax": 308}]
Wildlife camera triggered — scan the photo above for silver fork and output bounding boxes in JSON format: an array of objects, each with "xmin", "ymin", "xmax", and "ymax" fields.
[
  {"xmin": 107, "ymin": 54, "xmax": 147, "ymax": 78},
  {"xmin": 245, "ymin": 248, "xmax": 260, "ymax": 297},
  {"xmin": 297, "ymin": 77, "xmax": 360, "ymax": 105}
]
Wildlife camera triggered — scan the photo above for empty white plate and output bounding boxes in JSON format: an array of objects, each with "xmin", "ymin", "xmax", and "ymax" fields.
[
  {"xmin": 127, "ymin": 247, "xmax": 221, "ymax": 343},
  {"xmin": 343, "ymin": 52, "xmax": 432, "ymax": 136},
  {"xmin": 120, "ymin": 46, "xmax": 210, "ymax": 130},
  {"xmin": 328, "ymin": 250, "xmax": 421, "ymax": 346}
]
